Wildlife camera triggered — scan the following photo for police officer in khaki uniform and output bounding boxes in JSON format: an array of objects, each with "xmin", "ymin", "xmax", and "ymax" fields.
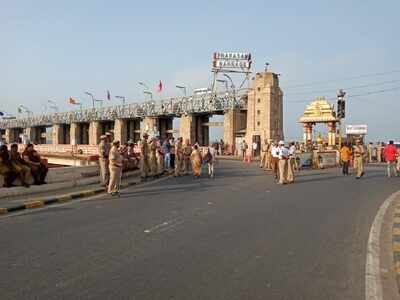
[
  {"xmin": 140, "ymin": 133, "xmax": 150, "ymax": 181},
  {"xmin": 260, "ymin": 139, "xmax": 270, "ymax": 169},
  {"xmin": 174, "ymin": 137, "xmax": 184, "ymax": 177},
  {"xmin": 108, "ymin": 140, "xmax": 123, "ymax": 196},
  {"xmin": 149, "ymin": 137, "xmax": 158, "ymax": 178},
  {"xmin": 353, "ymin": 139, "xmax": 365, "ymax": 179},
  {"xmin": 98, "ymin": 135, "xmax": 110, "ymax": 188},
  {"xmin": 182, "ymin": 139, "xmax": 192, "ymax": 175}
]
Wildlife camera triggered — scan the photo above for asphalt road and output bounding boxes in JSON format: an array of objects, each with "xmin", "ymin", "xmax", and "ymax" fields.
[{"xmin": 0, "ymin": 161, "xmax": 398, "ymax": 300}]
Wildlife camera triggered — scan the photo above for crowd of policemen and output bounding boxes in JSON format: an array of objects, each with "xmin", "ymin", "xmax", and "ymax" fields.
[
  {"xmin": 98, "ymin": 132, "xmax": 199, "ymax": 196},
  {"xmin": 256, "ymin": 139, "xmax": 297, "ymax": 185},
  {"xmin": 0, "ymin": 143, "xmax": 48, "ymax": 188}
]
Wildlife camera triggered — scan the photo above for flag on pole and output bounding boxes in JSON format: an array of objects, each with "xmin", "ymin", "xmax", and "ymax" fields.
[
  {"xmin": 157, "ymin": 80, "xmax": 163, "ymax": 93},
  {"xmin": 107, "ymin": 90, "xmax": 111, "ymax": 101},
  {"xmin": 69, "ymin": 97, "xmax": 78, "ymax": 105}
]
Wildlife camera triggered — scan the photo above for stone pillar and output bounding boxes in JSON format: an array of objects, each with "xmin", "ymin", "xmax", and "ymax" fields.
[
  {"xmin": 52, "ymin": 124, "xmax": 63, "ymax": 144},
  {"xmin": 89, "ymin": 121, "xmax": 101, "ymax": 145},
  {"xmin": 24, "ymin": 127, "xmax": 36, "ymax": 143},
  {"xmin": 5, "ymin": 128, "xmax": 16, "ymax": 144},
  {"xmin": 114, "ymin": 119, "xmax": 127, "ymax": 144},
  {"xmin": 70, "ymin": 123, "xmax": 80, "ymax": 145},
  {"xmin": 180, "ymin": 115, "xmax": 196, "ymax": 144},
  {"xmin": 303, "ymin": 123, "xmax": 313, "ymax": 143},
  {"xmin": 327, "ymin": 122, "xmax": 337, "ymax": 146},
  {"xmin": 142, "ymin": 117, "xmax": 158, "ymax": 137}
]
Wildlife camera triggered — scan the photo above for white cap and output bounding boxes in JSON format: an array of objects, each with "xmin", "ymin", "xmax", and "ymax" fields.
[{"xmin": 278, "ymin": 140, "xmax": 285, "ymax": 145}]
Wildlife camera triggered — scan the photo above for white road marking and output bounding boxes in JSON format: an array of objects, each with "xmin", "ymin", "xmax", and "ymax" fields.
[
  {"xmin": 365, "ymin": 190, "xmax": 400, "ymax": 300},
  {"xmin": 158, "ymin": 220, "xmax": 185, "ymax": 233},
  {"xmin": 143, "ymin": 217, "xmax": 181, "ymax": 233}
]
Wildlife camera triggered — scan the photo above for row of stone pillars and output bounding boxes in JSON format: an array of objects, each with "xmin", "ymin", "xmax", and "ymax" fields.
[
  {"xmin": 1, "ymin": 115, "xmax": 217, "ymax": 146},
  {"xmin": 303, "ymin": 121, "xmax": 337, "ymax": 146}
]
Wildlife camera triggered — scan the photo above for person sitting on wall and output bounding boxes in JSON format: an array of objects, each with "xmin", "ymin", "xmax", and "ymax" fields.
[
  {"xmin": 0, "ymin": 145, "xmax": 17, "ymax": 188},
  {"xmin": 10, "ymin": 144, "xmax": 30, "ymax": 188},
  {"xmin": 22, "ymin": 143, "xmax": 48, "ymax": 185}
]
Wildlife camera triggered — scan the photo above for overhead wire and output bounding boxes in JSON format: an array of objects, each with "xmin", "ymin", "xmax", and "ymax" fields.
[
  {"xmin": 281, "ymin": 70, "xmax": 400, "ymax": 90},
  {"xmin": 286, "ymin": 85, "xmax": 400, "ymax": 103},
  {"xmin": 284, "ymin": 79, "xmax": 400, "ymax": 96}
]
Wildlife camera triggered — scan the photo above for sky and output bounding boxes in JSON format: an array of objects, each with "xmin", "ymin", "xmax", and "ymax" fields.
[{"xmin": 2, "ymin": 0, "xmax": 400, "ymax": 141}]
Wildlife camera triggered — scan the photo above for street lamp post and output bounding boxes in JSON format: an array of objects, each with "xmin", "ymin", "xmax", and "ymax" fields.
[
  {"xmin": 115, "ymin": 95, "xmax": 126, "ymax": 105},
  {"xmin": 138, "ymin": 82, "xmax": 150, "ymax": 90},
  {"xmin": 85, "ymin": 92, "xmax": 95, "ymax": 108},
  {"xmin": 216, "ymin": 79, "xmax": 228, "ymax": 91},
  {"xmin": 223, "ymin": 73, "xmax": 237, "ymax": 105},
  {"xmin": 176, "ymin": 85, "xmax": 187, "ymax": 97},
  {"xmin": 48, "ymin": 100, "xmax": 59, "ymax": 112},
  {"xmin": 144, "ymin": 91, "xmax": 153, "ymax": 101}
]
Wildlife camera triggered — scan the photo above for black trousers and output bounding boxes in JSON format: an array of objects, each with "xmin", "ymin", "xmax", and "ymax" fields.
[
  {"xmin": 342, "ymin": 161, "xmax": 349, "ymax": 175},
  {"xmin": 170, "ymin": 154, "xmax": 175, "ymax": 169}
]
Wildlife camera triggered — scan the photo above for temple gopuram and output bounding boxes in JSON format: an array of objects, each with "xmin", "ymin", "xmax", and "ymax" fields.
[{"xmin": 299, "ymin": 97, "xmax": 339, "ymax": 147}]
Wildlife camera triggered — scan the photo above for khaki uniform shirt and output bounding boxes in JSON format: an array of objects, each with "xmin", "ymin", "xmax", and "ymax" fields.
[
  {"xmin": 141, "ymin": 140, "xmax": 150, "ymax": 160},
  {"xmin": 109, "ymin": 146, "xmax": 123, "ymax": 167},
  {"xmin": 99, "ymin": 141, "xmax": 111, "ymax": 159}
]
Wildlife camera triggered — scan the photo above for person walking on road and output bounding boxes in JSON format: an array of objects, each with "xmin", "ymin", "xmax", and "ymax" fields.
[
  {"xmin": 140, "ymin": 133, "xmax": 150, "ymax": 181},
  {"xmin": 383, "ymin": 140, "xmax": 398, "ymax": 177},
  {"xmin": 98, "ymin": 135, "xmax": 111, "ymax": 188},
  {"xmin": 240, "ymin": 140, "xmax": 248, "ymax": 160},
  {"xmin": 353, "ymin": 139, "xmax": 365, "ymax": 179},
  {"xmin": 204, "ymin": 145, "xmax": 216, "ymax": 178},
  {"xmin": 190, "ymin": 144, "xmax": 202, "ymax": 178},
  {"xmin": 277, "ymin": 141, "xmax": 289, "ymax": 184},
  {"xmin": 108, "ymin": 140, "xmax": 123, "ymax": 196},
  {"xmin": 340, "ymin": 143, "xmax": 352, "ymax": 175},
  {"xmin": 287, "ymin": 142, "xmax": 296, "ymax": 183}
]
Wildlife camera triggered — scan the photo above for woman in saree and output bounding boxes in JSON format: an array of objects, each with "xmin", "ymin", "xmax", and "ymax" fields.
[{"xmin": 190, "ymin": 144, "xmax": 202, "ymax": 178}]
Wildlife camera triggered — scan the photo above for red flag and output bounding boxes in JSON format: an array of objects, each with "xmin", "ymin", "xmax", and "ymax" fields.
[
  {"xmin": 157, "ymin": 80, "xmax": 163, "ymax": 93},
  {"xmin": 107, "ymin": 90, "xmax": 111, "ymax": 100},
  {"xmin": 69, "ymin": 97, "xmax": 78, "ymax": 105}
]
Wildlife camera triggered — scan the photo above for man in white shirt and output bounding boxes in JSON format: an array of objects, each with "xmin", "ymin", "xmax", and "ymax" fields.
[
  {"xmin": 277, "ymin": 141, "xmax": 289, "ymax": 184},
  {"xmin": 287, "ymin": 142, "xmax": 297, "ymax": 183},
  {"xmin": 270, "ymin": 141, "xmax": 280, "ymax": 180}
]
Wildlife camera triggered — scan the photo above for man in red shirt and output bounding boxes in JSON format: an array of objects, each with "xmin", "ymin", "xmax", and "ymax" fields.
[{"xmin": 383, "ymin": 140, "xmax": 398, "ymax": 177}]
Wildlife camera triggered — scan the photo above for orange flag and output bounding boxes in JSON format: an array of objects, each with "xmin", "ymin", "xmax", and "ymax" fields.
[{"xmin": 69, "ymin": 97, "xmax": 78, "ymax": 105}]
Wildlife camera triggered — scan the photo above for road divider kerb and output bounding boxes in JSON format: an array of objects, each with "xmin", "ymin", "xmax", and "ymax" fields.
[
  {"xmin": 393, "ymin": 205, "xmax": 400, "ymax": 293},
  {"xmin": 0, "ymin": 181, "xmax": 138, "ymax": 216}
]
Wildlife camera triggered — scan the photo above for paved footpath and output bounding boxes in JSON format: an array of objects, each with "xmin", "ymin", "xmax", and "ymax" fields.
[{"xmin": 0, "ymin": 161, "xmax": 399, "ymax": 299}]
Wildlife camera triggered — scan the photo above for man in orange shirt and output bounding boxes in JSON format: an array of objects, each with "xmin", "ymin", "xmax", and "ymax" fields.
[{"xmin": 340, "ymin": 143, "xmax": 352, "ymax": 175}]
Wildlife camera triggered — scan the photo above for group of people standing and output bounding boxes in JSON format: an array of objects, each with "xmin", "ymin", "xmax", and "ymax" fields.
[
  {"xmin": 98, "ymin": 132, "xmax": 218, "ymax": 196},
  {"xmin": 341, "ymin": 139, "xmax": 400, "ymax": 178},
  {"xmin": 258, "ymin": 139, "xmax": 297, "ymax": 185},
  {"xmin": 0, "ymin": 143, "xmax": 48, "ymax": 188}
]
